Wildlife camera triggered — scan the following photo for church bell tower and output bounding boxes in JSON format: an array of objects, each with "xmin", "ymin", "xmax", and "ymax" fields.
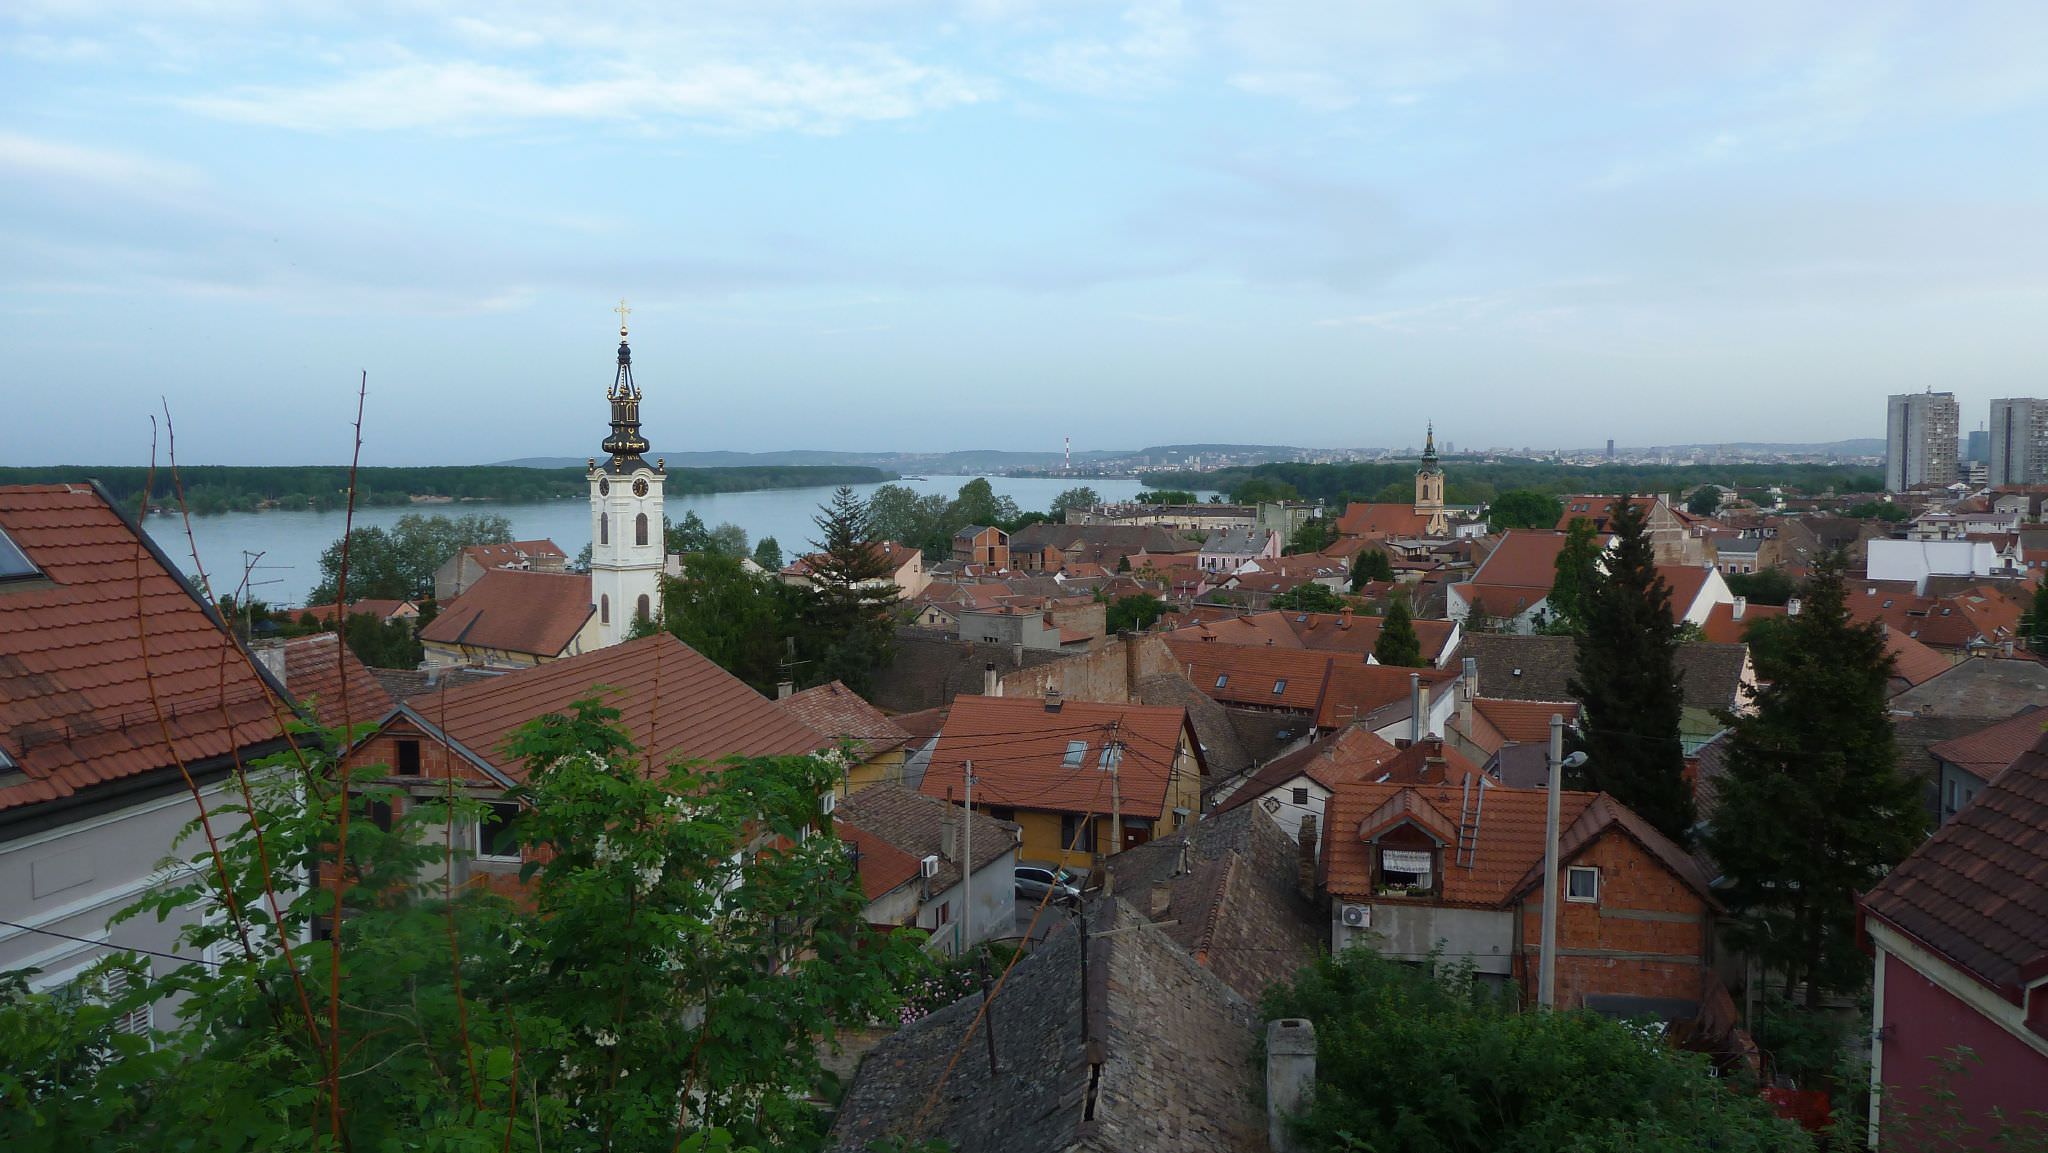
[
  {"xmin": 1413, "ymin": 424, "xmax": 1448, "ymax": 537},
  {"xmin": 588, "ymin": 301, "xmax": 664, "ymax": 648}
]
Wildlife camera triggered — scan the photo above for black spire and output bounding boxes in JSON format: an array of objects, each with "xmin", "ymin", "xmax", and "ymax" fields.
[
  {"xmin": 600, "ymin": 302, "xmax": 650, "ymax": 473},
  {"xmin": 1421, "ymin": 422, "xmax": 1440, "ymax": 468}
]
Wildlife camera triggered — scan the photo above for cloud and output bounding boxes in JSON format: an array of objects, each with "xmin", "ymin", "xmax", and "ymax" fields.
[
  {"xmin": 1226, "ymin": 70, "xmax": 1355, "ymax": 112},
  {"xmin": 1017, "ymin": 0, "xmax": 1195, "ymax": 97},
  {"xmin": 0, "ymin": 131, "xmax": 203, "ymax": 192},
  {"xmin": 179, "ymin": 52, "xmax": 992, "ymax": 134}
]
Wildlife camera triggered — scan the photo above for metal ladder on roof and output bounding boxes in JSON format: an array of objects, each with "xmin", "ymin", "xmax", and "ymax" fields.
[{"xmin": 1455, "ymin": 773, "xmax": 1489, "ymax": 869}]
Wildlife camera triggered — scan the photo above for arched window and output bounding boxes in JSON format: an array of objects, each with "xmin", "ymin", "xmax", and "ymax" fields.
[
  {"xmin": 636, "ymin": 594, "xmax": 651, "ymax": 622},
  {"xmin": 635, "ymin": 513, "xmax": 649, "ymax": 547},
  {"xmin": 600, "ymin": 594, "xmax": 610, "ymax": 623},
  {"xmin": 600, "ymin": 513, "xmax": 608, "ymax": 545}
]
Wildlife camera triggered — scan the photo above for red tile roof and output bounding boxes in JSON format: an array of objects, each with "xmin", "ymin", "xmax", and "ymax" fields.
[
  {"xmin": 920, "ymin": 695, "xmax": 1196, "ymax": 819},
  {"xmin": 295, "ymin": 598, "xmax": 416, "ymax": 625},
  {"xmin": 0, "ymin": 484, "xmax": 287, "ymax": 812},
  {"xmin": 396, "ymin": 632, "xmax": 826, "ymax": 783},
  {"xmin": 840, "ymin": 822, "xmax": 923, "ymax": 901},
  {"xmin": 1194, "ymin": 608, "xmax": 1458, "ymax": 663},
  {"xmin": 1470, "ymin": 698, "xmax": 1581, "ymax": 745},
  {"xmin": 776, "ymin": 681, "xmax": 912, "ymax": 760},
  {"xmin": 463, "ymin": 539, "xmax": 567, "ymax": 564},
  {"xmin": 1212, "ymin": 725, "xmax": 1403, "ymax": 813},
  {"xmin": 1471, "ymin": 531, "xmax": 1568, "ymax": 588},
  {"xmin": 1163, "ymin": 637, "xmax": 1333, "ymax": 712},
  {"xmin": 1316, "ymin": 663, "xmax": 1459, "ymax": 729},
  {"xmin": 1556, "ymin": 495, "xmax": 1662, "ymax": 532},
  {"xmin": 1658, "ymin": 565, "xmax": 1716, "ymax": 618},
  {"xmin": 1929, "ymin": 707, "xmax": 2048, "ymax": 784},
  {"xmin": 419, "ymin": 568, "xmax": 594, "ymax": 658},
  {"xmin": 1700, "ymin": 601, "xmax": 1786, "ymax": 645},
  {"xmin": 276, "ymin": 633, "xmax": 397, "ymax": 733},
  {"xmin": 1864, "ymin": 728, "xmax": 2048, "ymax": 1002},
  {"xmin": 1883, "ymin": 626, "xmax": 1954, "ymax": 687},
  {"xmin": 1334, "ymin": 503, "xmax": 1435, "ymax": 540}
]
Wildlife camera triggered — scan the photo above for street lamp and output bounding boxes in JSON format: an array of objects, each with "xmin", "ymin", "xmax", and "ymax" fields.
[{"xmin": 1539, "ymin": 713, "xmax": 1587, "ymax": 1009}]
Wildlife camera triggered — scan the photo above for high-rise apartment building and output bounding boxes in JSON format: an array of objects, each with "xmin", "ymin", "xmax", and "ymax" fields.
[
  {"xmin": 1988, "ymin": 399, "xmax": 2048, "ymax": 488},
  {"xmin": 1885, "ymin": 391, "xmax": 1959, "ymax": 492}
]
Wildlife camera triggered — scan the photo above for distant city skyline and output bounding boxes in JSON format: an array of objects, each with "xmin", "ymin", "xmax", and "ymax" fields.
[{"xmin": 5, "ymin": 3, "xmax": 2047, "ymax": 466}]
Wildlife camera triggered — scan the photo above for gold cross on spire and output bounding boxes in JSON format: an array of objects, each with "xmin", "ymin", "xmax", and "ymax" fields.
[{"xmin": 614, "ymin": 298, "xmax": 632, "ymax": 336}]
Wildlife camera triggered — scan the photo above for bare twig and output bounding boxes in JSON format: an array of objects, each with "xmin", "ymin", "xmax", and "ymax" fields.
[{"xmin": 327, "ymin": 369, "xmax": 369, "ymax": 1146}]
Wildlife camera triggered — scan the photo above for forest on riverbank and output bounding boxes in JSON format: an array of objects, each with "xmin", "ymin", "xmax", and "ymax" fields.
[
  {"xmin": 0, "ymin": 464, "xmax": 895, "ymax": 515},
  {"xmin": 1143, "ymin": 458, "xmax": 1882, "ymax": 507}
]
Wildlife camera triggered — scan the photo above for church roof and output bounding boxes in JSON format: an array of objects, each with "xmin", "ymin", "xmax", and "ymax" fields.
[{"xmin": 419, "ymin": 569, "xmax": 595, "ymax": 658}]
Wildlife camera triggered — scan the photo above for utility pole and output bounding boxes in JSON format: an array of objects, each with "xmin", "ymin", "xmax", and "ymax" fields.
[
  {"xmin": 1106, "ymin": 721, "xmax": 1122, "ymax": 859},
  {"xmin": 1540, "ymin": 713, "xmax": 1563, "ymax": 1008},
  {"xmin": 961, "ymin": 759, "xmax": 974, "ymax": 957}
]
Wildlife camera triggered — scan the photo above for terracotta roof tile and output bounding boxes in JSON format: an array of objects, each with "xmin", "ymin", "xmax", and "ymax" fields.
[
  {"xmin": 1929, "ymin": 707, "xmax": 2048, "ymax": 784},
  {"xmin": 776, "ymin": 681, "xmax": 912, "ymax": 759},
  {"xmin": 1471, "ymin": 698, "xmax": 1581, "ymax": 745},
  {"xmin": 1472, "ymin": 531, "xmax": 1568, "ymax": 588},
  {"xmin": 1212, "ymin": 725, "xmax": 1401, "ymax": 814},
  {"xmin": 419, "ymin": 568, "xmax": 594, "ymax": 658},
  {"xmin": 1701, "ymin": 601, "xmax": 1786, "ymax": 645},
  {"xmin": 274, "ymin": 632, "xmax": 397, "ymax": 733},
  {"xmin": 921, "ymin": 695, "xmax": 1195, "ymax": 819},
  {"xmin": 1163, "ymin": 637, "xmax": 1333, "ymax": 712},
  {"xmin": 397, "ymin": 632, "xmax": 825, "ymax": 782},
  {"xmin": 1334, "ymin": 503, "xmax": 1435, "ymax": 539},
  {"xmin": 839, "ymin": 823, "xmax": 923, "ymax": 902},
  {"xmin": 1316, "ymin": 663, "xmax": 1459, "ymax": 729},
  {"xmin": 1884, "ymin": 627, "xmax": 1956, "ymax": 687},
  {"xmin": 836, "ymin": 781, "xmax": 1015, "ymax": 893},
  {"xmin": 0, "ymin": 484, "xmax": 287, "ymax": 811},
  {"xmin": 1864, "ymin": 729, "xmax": 2048, "ymax": 999}
]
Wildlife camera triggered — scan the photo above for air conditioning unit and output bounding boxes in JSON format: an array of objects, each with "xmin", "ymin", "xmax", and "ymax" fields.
[
  {"xmin": 819, "ymin": 791, "xmax": 837, "ymax": 816},
  {"xmin": 1340, "ymin": 904, "xmax": 1371, "ymax": 929},
  {"xmin": 920, "ymin": 854, "xmax": 940, "ymax": 879}
]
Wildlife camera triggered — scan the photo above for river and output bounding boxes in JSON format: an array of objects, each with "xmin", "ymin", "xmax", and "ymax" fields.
[{"xmin": 141, "ymin": 475, "xmax": 1204, "ymax": 606}]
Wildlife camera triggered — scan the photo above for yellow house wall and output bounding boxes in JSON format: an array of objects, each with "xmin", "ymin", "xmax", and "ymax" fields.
[{"xmin": 842, "ymin": 749, "xmax": 909, "ymax": 797}]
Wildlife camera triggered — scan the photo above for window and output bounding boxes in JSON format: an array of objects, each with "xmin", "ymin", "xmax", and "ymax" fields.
[
  {"xmin": 635, "ymin": 513, "xmax": 649, "ymax": 547},
  {"xmin": 600, "ymin": 513, "xmax": 609, "ymax": 545},
  {"xmin": 1379, "ymin": 848, "xmax": 1433, "ymax": 891},
  {"xmin": 1272, "ymin": 679, "xmax": 1288, "ymax": 695},
  {"xmin": 935, "ymin": 901, "xmax": 951, "ymax": 926},
  {"xmin": 1062, "ymin": 739, "xmax": 1088, "ymax": 769},
  {"xmin": 1060, "ymin": 813, "xmax": 1097, "ymax": 853},
  {"xmin": 365, "ymin": 797, "xmax": 395, "ymax": 833},
  {"xmin": 1097, "ymin": 743, "xmax": 1123, "ymax": 772},
  {"xmin": 636, "ymin": 593, "xmax": 650, "ymax": 622},
  {"xmin": 1291, "ymin": 787, "xmax": 1310, "ymax": 806},
  {"xmin": 396, "ymin": 739, "xmax": 421, "ymax": 776},
  {"xmin": 0, "ymin": 527, "xmax": 40, "ymax": 583},
  {"xmin": 988, "ymin": 806, "xmax": 1016, "ymax": 822},
  {"xmin": 476, "ymin": 802, "xmax": 522, "ymax": 860},
  {"xmin": 1567, "ymin": 865, "xmax": 1600, "ymax": 902},
  {"xmin": 600, "ymin": 594, "xmax": 610, "ymax": 624},
  {"xmin": 1214, "ymin": 674, "xmax": 1229, "ymax": 689}
]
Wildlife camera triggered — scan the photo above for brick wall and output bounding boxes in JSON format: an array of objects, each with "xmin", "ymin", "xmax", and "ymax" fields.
[
  {"xmin": 336, "ymin": 719, "xmax": 532, "ymax": 903},
  {"xmin": 1518, "ymin": 831, "xmax": 1711, "ymax": 1009}
]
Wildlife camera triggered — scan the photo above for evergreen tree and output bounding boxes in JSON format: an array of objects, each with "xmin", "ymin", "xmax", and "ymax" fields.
[
  {"xmin": 1049, "ymin": 486, "xmax": 1101, "ymax": 520},
  {"xmin": 1705, "ymin": 551, "xmax": 1927, "ymax": 1008},
  {"xmin": 800, "ymin": 486, "xmax": 900, "ymax": 693},
  {"xmin": 752, "ymin": 535, "xmax": 783, "ymax": 571},
  {"xmin": 1350, "ymin": 549, "xmax": 1394, "ymax": 589},
  {"xmin": 1568, "ymin": 497, "xmax": 1692, "ymax": 844},
  {"xmin": 1545, "ymin": 519, "xmax": 1601, "ymax": 633},
  {"xmin": 1272, "ymin": 582, "xmax": 1344, "ymax": 613},
  {"xmin": 1373, "ymin": 596, "xmax": 1425, "ymax": 667},
  {"xmin": 2024, "ymin": 576, "xmax": 2048, "ymax": 652}
]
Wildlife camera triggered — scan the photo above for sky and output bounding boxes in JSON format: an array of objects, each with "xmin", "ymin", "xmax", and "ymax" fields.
[{"xmin": 5, "ymin": 1, "xmax": 2048, "ymax": 466}]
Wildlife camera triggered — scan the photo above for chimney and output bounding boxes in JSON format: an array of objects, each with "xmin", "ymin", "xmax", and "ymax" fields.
[
  {"xmin": 1150, "ymin": 879, "xmax": 1173, "ymax": 919},
  {"xmin": 1012, "ymin": 641, "xmax": 1025, "ymax": 668},
  {"xmin": 1297, "ymin": 813, "xmax": 1319, "ymax": 900},
  {"xmin": 983, "ymin": 661, "xmax": 999, "ymax": 697},
  {"xmin": 1266, "ymin": 1019, "xmax": 1318, "ymax": 1153},
  {"xmin": 251, "ymin": 639, "xmax": 286, "ymax": 684},
  {"xmin": 940, "ymin": 802, "xmax": 961, "ymax": 864},
  {"xmin": 1044, "ymin": 687, "xmax": 1063, "ymax": 713},
  {"xmin": 1731, "ymin": 595, "xmax": 1747, "ymax": 622},
  {"xmin": 1409, "ymin": 672, "xmax": 1423, "ymax": 744},
  {"xmin": 1786, "ymin": 597, "xmax": 1803, "ymax": 617},
  {"xmin": 776, "ymin": 680, "xmax": 795, "ymax": 700},
  {"xmin": 1338, "ymin": 605, "xmax": 1352, "ymax": 630}
]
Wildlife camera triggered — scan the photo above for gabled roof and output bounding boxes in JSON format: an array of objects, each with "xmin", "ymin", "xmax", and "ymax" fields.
[
  {"xmin": 1884, "ymin": 626, "xmax": 1955, "ymax": 687},
  {"xmin": 1891, "ymin": 657, "xmax": 2048, "ymax": 720},
  {"xmin": 1557, "ymin": 494, "xmax": 1664, "ymax": 532},
  {"xmin": 836, "ymin": 781, "xmax": 1015, "ymax": 895},
  {"xmin": 839, "ymin": 823, "xmax": 922, "ymax": 902},
  {"xmin": 1928, "ymin": 706, "xmax": 2048, "ymax": 784},
  {"xmin": 1334, "ymin": 502, "xmax": 1435, "ymax": 539},
  {"xmin": 295, "ymin": 598, "xmax": 416, "ymax": 625},
  {"xmin": 920, "ymin": 695, "xmax": 1196, "ymax": 819},
  {"xmin": 1452, "ymin": 633, "xmax": 1749, "ymax": 713},
  {"xmin": 276, "ymin": 632, "xmax": 396, "ymax": 733},
  {"xmin": 1316, "ymin": 662, "xmax": 1460, "ymax": 729},
  {"xmin": 419, "ymin": 568, "xmax": 594, "ymax": 658},
  {"xmin": 460, "ymin": 539, "xmax": 567, "ymax": 564},
  {"xmin": 0, "ymin": 484, "xmax": 287, "ymax": 813},
  {"xmin": 1469, "ymin": 698, "xmax": 1581, "ymax": 748},
  {"xmin": 1700, "ymin": 600, "xmax": 1786, "ymax": 645},
  {"xmin": 1864, "ymin": 729, "xmax": 2048, "ymax": 1002},
  {"xmin": 394, "ymin": 632, "xmax": 825, "ymax": 782},
  {"xmin": 1658, "ymin": 565, "xmax": 1717, "ymax": 617},
  {"xmin": 1163, "ymin": 636, "xmax": 1333, "ymax": 712},
  {"xmin": 1211, "ymin": 725, "xmax": 1402, "ymax": 814},
  {"xmin": 1471, "ymin": 531, "xmax": 1568, "ymax": 588},
  {"xmin": 1505, "ymin": 792, "xmax": 1719, "ymax": 911},
  {"xmin": 776, "ymin": 681, "xmax": 912, "ymax": 760},
  {"xmin": 1193, "ymin": 608, "xmax": 1458, "ymax": 663}
]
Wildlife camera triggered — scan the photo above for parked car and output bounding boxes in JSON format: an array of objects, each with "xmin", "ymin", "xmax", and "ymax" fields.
[{"xmin": 1014, "ymin": 864, "xmax": 1081, "ymax": 905}]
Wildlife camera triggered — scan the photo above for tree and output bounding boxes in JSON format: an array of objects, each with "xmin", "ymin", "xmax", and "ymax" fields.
[
  {"xmin": 658, "ymin": 553, "xmax": 798, "ymax": 694},
  {"xmin": 1545, "ymin": 518, "xmax": 1602, "ymax": 634},
  {"xmin": 1724, "ymin": 567, "xmax": 1798, "ymax": 606},
  {"xmin": 665, "ymin": 510, "xmax": 714, "ymax": 555},
  {"xmin": 341, "ymin": 612, "xmax": 423, "ymax": 669},
  {"xmin": 1271, "ymin": 582, "xmax": 1343, "ymax": 613},
  {"xmin": 1231, "ymin": 477, "xmax": 1300, "ymax": 504},
  {"xmin": 799, "ymin": 486, "xmax": 901, "ymax": 694},
  {"xmin": 2021, "ymin": 576, "xmax": 2048, "ymax": 652},
  {"xmin": 1488, "ymin": 489, "xmax": 1563, "ymax": 532},
  {"xmin": 309, "ymin": 512, "xmax": 514, "ymax": 604},
  {"xmin": 1350, "ymin": 549, "xmax": 1394, "ymax": 590},
  {"xmin": 946, "ymin": 478, "xmax": 1005, "ymax": 529},
  {"xmin": 1569, "ymin": 497, "xmax": 1692, "ymax": 845},
  {"xmin": 1049, "ymin": 486, "xmax": 1101, "ymax": 520},
  {"xmin": 1373, "ymin": 597, "xmax": 1425, "ymax": 667},
  {"xmin": 752, "ymin": 535, "xmax": 783, "ymax": 571},
  {"xmin": 1685, "ymin": 485, "xmax": 1723, "ymax": 517},
  {"xmin": 0, "ymin": 700, "xmax": 932, "ymax": 1151},
  {"xmin": 1104, "ymin": 593, "xmax": 1169, "ymax": 634},
  {"xmin": 1134, "ymin": 489, "xmax": 1196, "ymax": 505},
  {"xmin": 1261, "ymin": 948, "xmax": 1811, "ymax": 1153},
  {"xmin": 1705, "ymin": 552, "xmax": 1927, "ymax": 1008},
  {"xmin": 1286, "ymin": 517, "xmax": 1335, "ymax": 555}
]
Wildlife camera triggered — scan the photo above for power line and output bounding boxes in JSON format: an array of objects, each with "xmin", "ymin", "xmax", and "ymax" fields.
[{"xmin": 0, "ymin": 918, "xmax": 226, "ymax": 969}]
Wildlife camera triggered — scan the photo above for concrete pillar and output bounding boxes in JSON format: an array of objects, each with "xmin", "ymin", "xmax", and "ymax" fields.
[{"xmin": 1266, "ymin": 1017, "xmax": 1317, "ymax": 1153}]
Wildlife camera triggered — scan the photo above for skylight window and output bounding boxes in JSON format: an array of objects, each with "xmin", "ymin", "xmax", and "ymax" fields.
[
  {"xmin": 1062, "ymin": 740, "xmax": 1088, "ymax": 769},
  {"xmin": 1214, "ymin": 674, "xmax": 1228, "ymax": 689},
  {"xmin": 0, "ymin": 528, "xmax": 38, "ymax": 583},
  {"xmin": 1098, "ymin": 743, "xmax": 1123, "ymax": 772},
  {"xmin": 1272, "ymin": 679, "xmax": 1288, "ymax": 695}
]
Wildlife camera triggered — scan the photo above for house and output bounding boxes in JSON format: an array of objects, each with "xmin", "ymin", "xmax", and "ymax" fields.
[
  {"xmin": 332, "ymin": 632, "xmax": 827, "ymax": 900},
  {"xmin": 1182, "ymin": 606, "xmax": 1462, "ymax": 667},
  {"xmin": 1195, "ymin": 527, "xmax": 1281, "ymax": 574},
  {"xmin": 1007, "ymin": 523, "xmax": 1198, "ymax": 573},
  {"xmin": 1163, "ymin": 634, "xmax": 1463, "ymax": 754},
  {"xmin": 1846, "ymin": 582, "xmax": 2024, "ymax": 657},
  {"xmin": 1441, "ymin": 664, "xmax": 1582, "ymax": 770},
  {"xmin": 0, "ymin": 483, "xmax": 292, "ymax": 1029},
  {"xmin": 1700, "ymin": 598, "xmax": 1787, "ymax": 645},
  {"xmin": 1321, "ymin": 776, "xmax": 1722, "ymax": 1013},
  {"xmin": 1709, "ymin": 534, "xmax": 1765, "ymax": 575},
  {"xmin": 1557, "ymin": 494, "xmax": 1702, "ymax": 565},
  {"xmin": 256, "ymin": 631, "xmax": 397, "ymax": 734},
  {"xmin": 775, "ymin": 680, "xmax": 917, "ymax": 795},
  {"xmin": 780, "ymin": 540, "xmax": 929, "ymax": 601},
  {"xmin": 950, "ymin": 525, "xmax": 1010, "ymax": 570},
  {"xmin": 1450, "ymin": 633, "xmax": 1755, "ymax": 753},
  {"xmin": 418, "ymin": 568, "xmax": 601, "ymax": 669},
  {"xmin": 1861, "ymin": 729, "xmax": 2048, "ymax": 1143},
  {"xmin": 1208, "ymin": 725, "xmax": 1403, "ymax": 850},
  {"xmin": 432, "ymin": 539, "xmax": 568, "ymax": 602},
  {"xmin": 1926, "ymin": 706, "xmax": 2046, "ymax": 823},
  {"xmin": 1099, "ymin": 802, "xmax": 1326, "ymax": 1002},
  {"xmin": 1445, "ymin": 530, "xmax": 1567, "ymax": 632},
  {"xmin": 836, "ymin": 782, "xmax": 1018, "ymax": 956},
  {"xmin": 828, "ymin": 900, "xmax": 1265, "ymax": 1153},
  {"xmin": 1333, "ymin": 502, "xmax": 1437, "ymax": 541},
  {"xmin": 294, "ymin": 598, "xmax": 421, "ymax": 627},
  {"xmin": 1889, "ymin": 657, "xmax": 2048, "ymax": 819},
  {"xmin": 1659, "ymin": 564, "xmax": 1738, "ymax": 628},
  {"xmin": 919, "ymin": 693, "xmax": 1205, "ymax": 874},
  {"xmin": 1868, "ymin": 538, "xmax": 2015, "ymax": 592},
  {"xmin": 955, "ymin": 605, "xmax": 1097, "ymax": 653}
]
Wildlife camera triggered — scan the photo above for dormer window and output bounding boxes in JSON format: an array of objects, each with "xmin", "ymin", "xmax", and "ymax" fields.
[{"xmin": 1378, "ymin": 848, "xmax": 1435, "ymax": 893}]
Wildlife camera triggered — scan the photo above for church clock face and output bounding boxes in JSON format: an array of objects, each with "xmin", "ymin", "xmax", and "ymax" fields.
[
  {"xmin": 598, "ymin": 478, "xmax": 610, "ymax": 496},
  {"xmin": 633, "ymin": 478, "xmax": 649, "ymax": 497}
]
